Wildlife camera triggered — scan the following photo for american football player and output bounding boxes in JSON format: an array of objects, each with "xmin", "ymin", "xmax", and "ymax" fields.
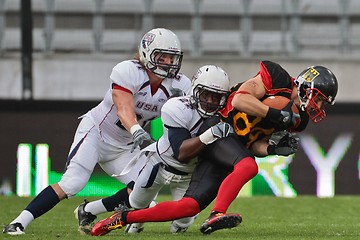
[
  {"xmin": 89, "ymin": 60, "xmax": 338, "ymax": 236},
  {"xmin": 3, "ymin": 28, "xmax": 191, "ymax": 235},
  {"xmin": 124, "ymin": 65, "xmax": 231, "ymax": 234},
  {"xmin": 198, "ymin": 62, "xmax": 338, "ymax": 234},
  {"xmin": 73, "ymin": 65, "xmax": 232, "ymax": 235}
]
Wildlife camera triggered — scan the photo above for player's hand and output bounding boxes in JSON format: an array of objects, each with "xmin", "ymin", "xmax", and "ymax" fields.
[
  {"xmin": 211, "ymin": 122, "xmax": 234, "ymax": 139},
  {"xmin": 131, "ymin": 128, "xmax": 152, "ymax": 153},
  {"xmin": 266, "ymin": 100, "xmax": 300, "ymax": 129},
  {"xmin": 267, "ymin": 132, "xmax": 299, "ymax": 156},
  {"xmin": 170, "ymin": 88, "xmax": 186, "ymax": 98},
  {"xmin": 279, "ymin": 100, "xmax": 300, "ymax": 128},
  {"xmin": 199, "ymin": 122, "xmax": 234, "ymax": 145}
]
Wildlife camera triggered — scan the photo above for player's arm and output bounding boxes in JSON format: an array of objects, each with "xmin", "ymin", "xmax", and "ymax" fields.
[
  {"xmin": 231, "ymin": 74, "xmax": 269, "ymax": 117},
  {"xmin": 168, "ymin": 127, "xmax": 205, "ymax": 164},
  {"xmin": 112, "ymin": 88, "xmax": 138, "ymax": 131},
  {"xmin": 251, "ymin": 132, "xmax": 300, "ymax": 157},
  {"xmin": 169, "ymin": 122, "xmax": 233, "ymax": 163},
  {"xmin": 250, "ymin": 136, "xmax": 271, "ymax": 157},
  {"xmin": 113, "ymin": 88, "xmax": 151, "ymax": 152},
  {"xmin": 233, "ymin": 73, "xmax": 299, "ymax": 129}
]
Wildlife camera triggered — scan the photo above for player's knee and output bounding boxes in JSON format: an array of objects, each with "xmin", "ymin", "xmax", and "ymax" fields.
[
  {"xmin": 58, "ymin": 164, "xmax": 91, "ymax": 198},
  {"xmin": 179, "ymin": 197, "xmax": 201, "ymax": 215},
  {"xmin": 58, "ymin": 178, "xmax": 88, "ymax": 198},
  {"xmin": 129, "ymin": 195, "xmax": 149, "ymax": 209},
  {"xmin": 235, "ymin": 156, "xmax": 258, "ymax": 178},
  {"xmin": 50, "ymin": 183, "xmax": 67, "ymax": 199}
]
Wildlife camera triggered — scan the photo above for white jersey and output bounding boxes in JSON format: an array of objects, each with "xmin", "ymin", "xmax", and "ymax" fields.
[
  {"xmin": 86, "ymin": 60, "xmax": 191, "ymax": 147},
  {"xmin": 151, "ymin": 96, "xmax": 203, "ymax": 173},
  {"xmin": 126, "ymin": 96, "xmax": 203, "ymax": 232}
]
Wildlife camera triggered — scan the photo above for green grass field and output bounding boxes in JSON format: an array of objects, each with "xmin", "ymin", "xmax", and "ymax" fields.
[{"xmin": 1, "ymin": 195, "xmax": 359, "ymax": 240}]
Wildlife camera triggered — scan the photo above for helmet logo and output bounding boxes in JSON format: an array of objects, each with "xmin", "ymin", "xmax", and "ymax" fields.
[
  {"xmin": 302, "ymin": 67, "xmax": 320, "ymax": 82},
  {"xmin": 141, "ymin": 33, "xmax": 156, "ymax": 51},
  {"xmin": 192, "ymin": 68, "xmax": 202, "ymax": 82}
]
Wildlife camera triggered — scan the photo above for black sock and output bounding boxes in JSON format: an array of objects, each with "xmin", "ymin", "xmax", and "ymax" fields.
[
  {"xmin": 102, "ymin": 187, "xmax": 131, "ymax": 211},
  {"xmin": 122, "ymin": 210, "xmax": 129, "ymax": 224},
  {"xmin": 25, "ymin": 186, "xmax": 60, "ymax": 219}
]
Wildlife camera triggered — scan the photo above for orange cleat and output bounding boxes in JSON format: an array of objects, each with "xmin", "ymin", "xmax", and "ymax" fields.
[{"xmin": 90, "ymin": 210, "xmax": 125, "ymax": 236}]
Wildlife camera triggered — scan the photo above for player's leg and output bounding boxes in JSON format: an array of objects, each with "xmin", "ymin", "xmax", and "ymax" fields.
[
  {"xmin": 185, "ymin": 161, "xmax": 241, "ymax": 234},
  {"xmin": 91, "ymin": 196, "xmax": 201, "ymax": 236},
  {"xmin": 126, "ymin": 155, "xmax": 170, "ymax": 233},
  {"xmin": 168, "ymin": 174, "xmax": 195, "ymax": 233},
  {"xmin": 90, "ymin": 155, "xmax": 230, "ymax": 236},
  {"xmin": 3, "ymin": 118, "xmax": 100, "ymax": 235},
  {"xmin": 126, "ymin": 159, "xmax": 226, "ymax": 223},
  {"xmin": 198, "ymin": 136, "xmax": 256, "ymax": 234},
  {"xmin": 2, "ymin": 183, "xmax": 63, "ymax": 235},
  {"xmin": 200, "ymin": 158, "xmax": 257, "ymax": 234},
  {"xmin": 212, "ymin": 156, "xmax": 258, "ymax": 214},
  {"xmin": 74, "ymin": 148, "xmax": 142, "ymax": 234}
]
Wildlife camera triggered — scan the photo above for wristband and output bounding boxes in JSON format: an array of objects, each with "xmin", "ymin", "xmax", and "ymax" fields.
[
  {"xmin": 130, "ymin": 124, "xmax": 142, "ymax": 135},
  {"xmin": 267, "ymin": 144, "xmax": 276, "ymax": 155},
  {"xmin": 265, "ymin": 107, "xmax": 281, "ymax": 121},
  {"xmin": 199, "ymin": 128, "xmax": 217, "ymax": 145}
]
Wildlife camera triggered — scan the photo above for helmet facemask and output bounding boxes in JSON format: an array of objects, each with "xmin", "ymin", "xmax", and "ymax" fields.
[
  {"xmin": 147, "ymin": 49, "xmax": 183, "ymax": 78},
  {"xmin": 298, "ymin": 77, "xmax": 335, "ymax": 123},
  {"xmin": 192, "ymin": 84, "xmax": 228, "ymax": 118}
]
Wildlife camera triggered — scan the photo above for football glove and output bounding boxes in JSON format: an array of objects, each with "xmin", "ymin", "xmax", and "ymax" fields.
[
  {"xmin": 130, "ymin": 126, "xmax": 152, "ymax": 153},
  {"xmin": 268, "ymin": 130, "xmax": 288, "ymax": 145},
  {"xmin": 265, "ymin": 100, "xmax": 300, "ymax": 130},
  {"xmin": 170, "ymin": 88, "xmax": 186, "ymax": 98},
  {"xmin": 267, "ymin": 132, "xmax": 299, "ymax": 156},
  {"xmin": 199, "ymin": 122, "xmax": 234, "ymax": 145}
]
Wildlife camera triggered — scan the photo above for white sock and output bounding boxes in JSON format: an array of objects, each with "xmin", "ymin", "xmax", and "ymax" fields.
[
  {"xmin": 11, "ymin": 210, "xmax": 34, "ymax": 229},
  {"xmin": 84, "ymin": 200, "xmax": 107, "ymax": 215}
]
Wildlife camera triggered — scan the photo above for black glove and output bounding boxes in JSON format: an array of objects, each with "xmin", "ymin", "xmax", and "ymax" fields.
[
  {"xmin": 267, "ymin": 132, "xmax": 299, "ymax": 156},
  {"xmin": 131, "ymin": 128, "xmax": 152, "ymax": 153},
  {"xmin": 265, "ymin": 100, "xmax": 300, "ymax": 130}
]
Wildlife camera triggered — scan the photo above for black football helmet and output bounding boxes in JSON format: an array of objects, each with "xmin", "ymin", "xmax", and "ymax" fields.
[{"xmin": 295, "ymin": 66, "xmax": 338, "ymax": 123}]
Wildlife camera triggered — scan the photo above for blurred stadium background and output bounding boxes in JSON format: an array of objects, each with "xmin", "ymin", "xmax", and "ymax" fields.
[{"xmin": 0, "ymin": 0, "xmax": 359, "ymax": 198}]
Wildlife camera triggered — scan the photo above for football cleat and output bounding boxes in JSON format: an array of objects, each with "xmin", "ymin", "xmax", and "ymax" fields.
[
  {"xmin": 125, "ymin": 223, "xmax": 144, "ymax": 233},
  {"xmin": 170, "ymin": 221, "xmax": 188, "ymax": 233},
  {"xmin": 200, "ymin": 212, "xmax": 242, "ymax": 234},
  {"xmin": 3, "ymin": 222, "xmax": 25, "ymax": 235},
  {"xmin": 124, "ymin": 200, "xmax": 156, "ymax": 234},
  {"xmin": 90, "ymin": 204, "xmax": 128, "ymax": 236},
  {"xmin": 74, "ymin": 199, "xmax": 97, "ymax": 235}
]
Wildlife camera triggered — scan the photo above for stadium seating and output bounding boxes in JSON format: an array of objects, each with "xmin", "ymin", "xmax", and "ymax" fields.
[{"xmin": 0, "ymin": 0, "xmax": 357, "ymax": 57}]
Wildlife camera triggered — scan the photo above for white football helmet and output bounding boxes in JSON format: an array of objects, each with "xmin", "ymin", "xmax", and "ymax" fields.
[
  {"xmin": 191, "ymin": 65, "xmax": 230, "ymax": 118},
  {"xmin": 139, "ymin": 28, "xmax": 183, "ymax": 79}
]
